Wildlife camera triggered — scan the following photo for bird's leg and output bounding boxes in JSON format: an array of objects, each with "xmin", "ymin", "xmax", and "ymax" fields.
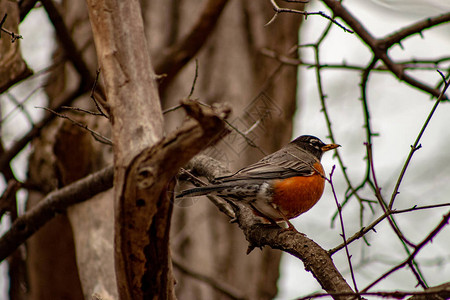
[{"xmin": 271, "ymin": 204, "xmax": 298, "ymax": 232}]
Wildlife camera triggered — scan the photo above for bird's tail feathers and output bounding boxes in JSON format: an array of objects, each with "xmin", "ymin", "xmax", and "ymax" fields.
[{"xmin": 176, "ymin": 185, "xmax": 227, "ymax": 198}]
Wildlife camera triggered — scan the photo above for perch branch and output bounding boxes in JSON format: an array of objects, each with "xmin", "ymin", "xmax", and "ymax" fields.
[{"xmin": 183, "ymin": 157, "xmax": 356, "ymax": 300}]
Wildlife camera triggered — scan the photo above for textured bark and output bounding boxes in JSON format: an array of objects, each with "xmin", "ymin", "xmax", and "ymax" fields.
[
  {"xmin": 116, "ymin": 101, "xmax": 228, "ymax": 299},
  {"xmin": 84, "ymin": 0, "xmax": 166, "ymax": 298},
  {"xmin": 143, "ymin": 1, "xmax": 302, "ymax": 299},
  {"xmin": 0, "ymin": 0, "xmax": 32, "ymax": 93}
]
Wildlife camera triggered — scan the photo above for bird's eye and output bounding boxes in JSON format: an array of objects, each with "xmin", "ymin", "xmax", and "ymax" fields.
[{"xmin": 308, "ymin": 139, "xmax": 321, "ymax": 149}]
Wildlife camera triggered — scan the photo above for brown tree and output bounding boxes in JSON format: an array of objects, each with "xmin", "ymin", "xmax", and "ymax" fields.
[{"xmin": 0, "ymin": 0, "xmax": 449, "ymax": 300}]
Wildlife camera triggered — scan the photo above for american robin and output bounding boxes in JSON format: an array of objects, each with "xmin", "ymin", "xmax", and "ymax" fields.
[{"xmin": 177, "ymin": 135, "xmax": 340, "ymax": 230}]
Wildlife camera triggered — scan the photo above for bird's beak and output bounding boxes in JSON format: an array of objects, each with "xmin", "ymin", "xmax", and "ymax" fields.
[{"xmin": 321, "ymin": 143, "xmax": 341, "ymax": 151}]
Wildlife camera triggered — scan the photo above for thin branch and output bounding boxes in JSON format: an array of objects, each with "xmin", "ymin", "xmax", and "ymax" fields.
[
  {"xmin": 3, "ymin": 92, "xmax": 36, "ymax": 126},
  {"xmin": 60, "ymin": 106, "xmax": 105, "ymax": 117},
  {"xmin": 309, "ymin": 34, "xmax": 368, "ymax": 228},
  {"xmin": 381, "ymin": 12, "xmax": 450, "ymax": 49},
  {"xmin": 40, "ymin": 0, "xmax": 94, "ymax": 89},
  {"xmin": 261, "ymin": 48, "xmax": 450, "ymax": 71},
  {"xmin": 361, "ymin": 211, "xmax": 450, "ymax": 292},
  {"xmin": 322, "ymin": 0, "xmax": 446, "ymax": 99},
  {"xmin": 89, "ymin": 69, "xmax": 109, "ymax": 118},
  {"xmin": 36, "ymin": 106, "xmax": 113, "ymax": 145},
  {"xmin": 162, "ymin": 104, "xmax": 183, "ymax": 114},
  {"xmin": 154, "ymin": 0, "xmax": 230, "ymax": 91},
  {"xmin": 266, "ymin": 0, "xmax": 353, "ymax": 33},
  {"xmin": 366, "ymin": 143, "xmax": 428, "ymax": 289},
  {"xmin": 188, "ymin": 59, "xmax": 199, "ymax": 98},
  {"xmin": 0, "ymin": 84, "xmax": 89, "ymax": 175},
  {"xmin": 172, "ymin": 254, "xmax": 246, "ymax": 300},
  {"xmin": 327, "ymin": 166, "xmax": 360, "ymax": 296},
  {"xmin": 0, "ymin": 14, "xmax": 23, "ymax": 42},
  {"xmin": 0, "ymin": 166, "xmax": 114, "ymax": 262},
  {"xmin": 389, "ymin": 72, "xmax": 450, "ymax": 209},
  {"xmin": 329, "ymin": 212, "xmax": 387, "ymax": 255},
  {"xmin": 329, "ymin": 202, "xmax": 450, "ymax": 255},
  {"xmin": 393, "ymin": 203, "xmax": 450, "ymax": 214},
  {"xmin": 295, "ymin": 282, "xmax": 450, "ymax": 299}
]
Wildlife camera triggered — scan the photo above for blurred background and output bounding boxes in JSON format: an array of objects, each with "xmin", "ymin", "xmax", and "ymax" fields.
[{"xmin": 0, "ymin": 0, "xmax": 449, "ymax": 299}]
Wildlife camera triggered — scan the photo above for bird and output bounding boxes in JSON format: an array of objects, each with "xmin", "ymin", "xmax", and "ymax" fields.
[{"xmin": 177, "ymin": 135, "xmax": 340, "ymax": 230}]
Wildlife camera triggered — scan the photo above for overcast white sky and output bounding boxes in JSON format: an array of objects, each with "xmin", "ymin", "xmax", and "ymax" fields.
[{"xmin": 1, "ymin": 1, "xmax": 449, "ymax": 299}]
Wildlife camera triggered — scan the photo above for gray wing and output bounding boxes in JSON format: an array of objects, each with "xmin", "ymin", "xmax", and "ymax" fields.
[{"xmin": 216, "ymin": 146, "xmax": 317, "ymax": 182}]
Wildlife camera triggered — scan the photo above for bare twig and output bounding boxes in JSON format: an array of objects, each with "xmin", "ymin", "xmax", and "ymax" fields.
[
  {"xmin": 382, "ymin": 12, "xmax": 450, "ymax": 49},
  {"xmin": 172, "ymin": 254, "xmax": 246, "ymax": 300},
  {"xmin": 3, "ymin": 92, "xmax": 36, "ymax": 126},
  {"xmin": 36, "ymin": 106, "xmax": 113, "ymax": 146},
  {"xmin": 329, "ymin": 202, "xmax": 450, "ymax": 255},
  {"xmin": 0, "ymin": 85, "xmax": 90, "ymax": 175},
  {"xmin": 261, "ymin": 48, "xmax": 450, "ymax": 72},
  {"xmin": 361, "ymin": 211, "xmax": 450, "ymax": 292},
  {"xmin": 366, "ymin": 142, "xmax": 428, "ymax": 288},
  {"xmin": 154, "ymin": 0, "xmax": 230, "ymax": 91},
  {"xmin": 296, "ymin": 282, "xmax": 450, "ymax": 299},
  {"xmin": 162, "ymin": 104, "xmax": 183, "ymax": 114},
  {"xmin": 389, "ymin": 71, "xmax": 450, "ymax": 209},
  {"xmin": 0, "ymin": 14, "xmax": 23, "ymax": 42},
  {"xmin": 308, "ymin": 33, "xmax": 368, "ymax": 228},
  {"xmin": 322, "ymin": 0, "xmax": 447, "ymax": 99},
  {"xmin": 89, "ymin": 69, "xmax": 109, "ymax": 118},
  {"xmin": 188, "ymin": 59, "xmax": 199, "ymax": 98},
  {"xmin": 327, "ymin": 166, "xmax": 359, "ymax": 296},
  {"xmin": 266, "ymin": 0, "xmax": 353, "ymax": 33},
  {"xmin": 40, "ymin": 0, "xmax": 94, "ymax": 89}
]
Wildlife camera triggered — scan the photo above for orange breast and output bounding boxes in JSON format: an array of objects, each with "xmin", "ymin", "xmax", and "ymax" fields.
[{"xmin": 271, "ymin": 162, "xmax": 325, "ymax": 219}]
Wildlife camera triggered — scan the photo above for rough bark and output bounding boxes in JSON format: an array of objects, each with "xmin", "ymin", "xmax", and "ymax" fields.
[
  {"xmin": 84, "ymin": 0, "xmax": 167, "ymax": 298},
  {"xmin": 116, "ymin": 100, "xmax": 229, "ymax": 299}
]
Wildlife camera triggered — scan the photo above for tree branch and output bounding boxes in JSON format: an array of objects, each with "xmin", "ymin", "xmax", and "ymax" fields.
[
  {"xmin": 0, "ymin": 85, "xmax": 89, "ymax": 175},
  {"xmin": 154, "ymin": 0, "xmax": 230, "ymax": 91},
  {"xmin": 183, "ymin": 157, "xmax": 356, "ymax": 300},
  {"xmin": 322, "ymin": 0, "xmax": 448, "ymax": 99},
  {"xmin": 362, "ymin": 210, "xmax": 450, "ymax": 292},
  {"xmin": 41, "ymin": 0, "xmax": 94, "ymax": 89},
  {"xmin": 172, "ymin": 254, "xmax": 246, "ymax": 300},
  {"xmin": 0, "ymin": 166, "xmax": 114, "ymax": 262},
  {"xmin": 381, "ymin": 12, "xmax": 450, "ymax": 49},
  {"xmin": 117, "ymin": 100, "xmax": 230, "ymax": 299}
]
